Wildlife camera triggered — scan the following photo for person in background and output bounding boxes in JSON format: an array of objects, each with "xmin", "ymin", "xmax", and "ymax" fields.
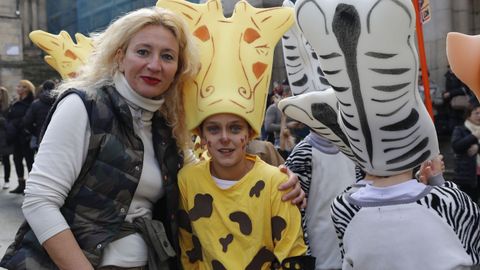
[
  {"xmin": 285, "ymin": 131, "xmax": 358, "ymax": 270},
  {"xmin": 23, "ymin": 80, "xmax": 57, "ymax": 152},
  {"xmin": 6, "ymin": 80, "xmax": 35, "ymax": 194},
  {"xmin": 451, "ymin": 101, "xmax": 480, "ymax": 202},
  {"xmin": 0, "ymin": 87, "xmax": 13, "ymax": 189},
  {"xmin": 264, "ymin": 86, "xmax": 302, "ymax": 158},
  {"xmin": 444, "ymin": 65, "xmax": 473, "ymax": 132}
]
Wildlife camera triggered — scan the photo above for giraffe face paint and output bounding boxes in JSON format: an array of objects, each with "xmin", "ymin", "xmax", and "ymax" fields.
[{"xmin": 201, "ymin": 113, "xmax": 252, "ymax": 176}]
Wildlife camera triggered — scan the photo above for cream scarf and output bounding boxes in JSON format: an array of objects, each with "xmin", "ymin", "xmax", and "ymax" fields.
[{"xmin": 464, "ymin": 119, "xmax": 480, "ymax": 166}]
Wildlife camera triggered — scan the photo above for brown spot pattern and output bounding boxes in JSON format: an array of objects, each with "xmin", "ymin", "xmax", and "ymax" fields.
[
  {"xmin": 271, "ymin": 216, "xmax": 287, "ymax": 242},
  {"xmin": 252, "ymin": 62, "xmax": 268, "ymax": 79},
  {"xmin": 229, "ymin": 211, "xmax": 252, "ymax": 235},
  {"xmin": 244, "ymin": 28, "xmax": 260, "ymax": 43},
  {"xmin": 186, "ymin": 234, "xmax": 203, "ymax": 263},
  {"xmin": 64, "ymin": 49, "xmax": 78, "ymax": 60},
  {"xmin": 211, "ymin": 260, "xmax": 227, "ymax": 270},
  {"xmin": 249, "ymin": 180, "xmax": 265, "ymax": 198},
  {"xmin": 177, "ymin": 209, "xmax": 192, "ymax": 233},
  {"xmin": 219, "ymin": 234, "xmax": 234, "ymax": 252},
  {"xmin": 189, "ymin": 193, "xmax": 213, "ymax": 221},
  {"xmin": 245, "ymin": 246, "xmax": 276, "ymax": 270},
  {"xmin": 194, "ymin": 25, "xmax": 211, "ymax": 41}
]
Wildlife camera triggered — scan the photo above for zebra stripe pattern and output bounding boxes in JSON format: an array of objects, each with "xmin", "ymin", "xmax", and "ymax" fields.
[
  {"xmin": 282, "ymin": 0, "xmax": 330, "ymax": 95},
  {"xmin": 285, "ymin": 140, "xmax": 313, "ymax": 254},
  {"xmin": 295, "ymin": 0, "xmax": 439, "ymax": 176}
]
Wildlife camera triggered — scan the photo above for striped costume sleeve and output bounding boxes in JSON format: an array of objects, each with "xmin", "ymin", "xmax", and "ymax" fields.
[
  {"xmin": 284, "ymin": 140, "xmax": 313, "ymax": 255},
  {"xmin": 417, "ymin": 183, "xmax": 480, "ymax": 264},
  {"xmin": 330, "ymin": 193, "xmax": 361, "ymax": 258},
  {"xmin": 285, "ymin": 140, "xmax": 312, "ymax": 196}
]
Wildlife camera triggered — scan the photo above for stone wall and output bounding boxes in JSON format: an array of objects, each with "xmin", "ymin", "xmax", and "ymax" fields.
[{"xmin": 0, "ymin": 0, "xmax": 52, "ymax": 98}]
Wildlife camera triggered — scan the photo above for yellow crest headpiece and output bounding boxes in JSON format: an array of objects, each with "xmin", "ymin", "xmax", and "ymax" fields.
[
  {"xmin": 157, "ymin": 0, "xmax": 294, "ymax": 136},
  {"xmin": 29, "ymin": 30, "xmax": 94, "ymax": 79}
]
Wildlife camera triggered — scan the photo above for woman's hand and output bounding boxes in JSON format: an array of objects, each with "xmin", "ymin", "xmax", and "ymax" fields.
[
  {"xmin": 467, "ymin": 144, "xmax": 479, "ymax": 156},
  {"xmin": 278, "ymin": 165, "xmax": 307, "ymax": 208}
]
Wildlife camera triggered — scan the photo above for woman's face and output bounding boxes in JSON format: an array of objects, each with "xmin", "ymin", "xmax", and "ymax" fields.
[
  {"xmin": 118, "ymin": 24, "xmax": 179, "ymax": 99},
  {"xmin": 469, "ymin": 107, "xmax": 480, "ymax": 125},
  {"xmin": 16, "ymin": 84, "xmax": 28, "ymax": 98}
]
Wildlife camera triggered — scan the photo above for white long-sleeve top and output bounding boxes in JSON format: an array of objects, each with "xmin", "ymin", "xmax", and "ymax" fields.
[{"xmin": 22, "ymin": 73, "xmax": 181, "ymax": 267}]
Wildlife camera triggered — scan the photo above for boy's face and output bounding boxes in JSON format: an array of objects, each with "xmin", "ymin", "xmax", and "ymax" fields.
[{"xmin": 201, "ymin": 113, "xmax": 252, "ymax": 172}]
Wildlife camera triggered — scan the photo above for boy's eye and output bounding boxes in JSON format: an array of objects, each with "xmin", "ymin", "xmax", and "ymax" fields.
[
  {"xmin": 230, "ymin": 125, "xmax": 243, "ymax": 133},
  {"xmin": 206, "ymin": 126, "xmax": 220, "ymax": 133}
]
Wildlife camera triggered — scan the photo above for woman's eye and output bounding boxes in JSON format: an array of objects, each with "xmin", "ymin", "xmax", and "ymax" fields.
[
  {"xmin": 137, "ymin": 49, "xmax": 149, "ymax": 56},
  {"xmin": 162, "ymin": 54, "xmax": 175, "ymax": 61}
]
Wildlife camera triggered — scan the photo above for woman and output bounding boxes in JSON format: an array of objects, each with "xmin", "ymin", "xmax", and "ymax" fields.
[
  {"xmin": 0, "ymin": 7, "xmax": 303, "ymax": 270},
  {"xmin": 0, "ymin": 86, "xmax": 13, "ymax": 189},
  {"xmin": 6, "ymin": 80, "xmax": 35, "ymax": 194},
  {"xmin": 451, "ymin": 103, "xmax": 480, "ymax": 202},
  {"xmin": 23, "ymin": 80, "xmax": 57, "ymax": 152}
]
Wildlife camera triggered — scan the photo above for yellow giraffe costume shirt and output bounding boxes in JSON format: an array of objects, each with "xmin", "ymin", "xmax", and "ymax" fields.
[{"xmin": 177, "ymin": 155, "xmax": 307, "ymax": 269}]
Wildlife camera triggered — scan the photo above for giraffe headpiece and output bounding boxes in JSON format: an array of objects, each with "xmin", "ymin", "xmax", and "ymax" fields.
[
  {"xmin": 156, "ymin": 0, "xmax": 294, "ymax": 136},
  {"xmin": 29, "ymin": 30, "xmax": 94, "ymax": 79}
]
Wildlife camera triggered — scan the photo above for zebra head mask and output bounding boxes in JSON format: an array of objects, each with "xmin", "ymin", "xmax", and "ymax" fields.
[
  {"xmin": 278, "ymin": 0, "xmax": 356, "ymax": 161},
  {"xmin": 294, "ymin": 0, "xmax": 439, "ymax": 176}
]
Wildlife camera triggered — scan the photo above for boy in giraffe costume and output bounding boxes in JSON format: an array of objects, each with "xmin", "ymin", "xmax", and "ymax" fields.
[{"xmin": 155, "ymin": 0, "xmax": 314, "ymax": 269}]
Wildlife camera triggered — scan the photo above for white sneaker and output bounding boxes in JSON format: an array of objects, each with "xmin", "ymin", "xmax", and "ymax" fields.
[{"xmin": 3, "ymin": 182, "xmax": 9, "ymax": 189}]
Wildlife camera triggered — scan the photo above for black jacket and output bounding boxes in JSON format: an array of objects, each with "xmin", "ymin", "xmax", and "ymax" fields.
[
  {"xmin": 6, "ymin": 95, "xmax": 33, "ymax": 144},
  {"xmin": 23, "ymin": 91, "xmax": 56, "ymax": 138},
  {"xmin": 451, "ymin": 125, "xmax": 479, "ymax": 187}
]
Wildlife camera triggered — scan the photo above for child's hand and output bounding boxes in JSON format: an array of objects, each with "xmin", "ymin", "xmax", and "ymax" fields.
[
  {"xmin": 278, "ymin": 165, "xmax": 307, "ymax": 208},
  {"xmin": 417, "ymin": 154, "xmax": 445, "ymax": 184}
]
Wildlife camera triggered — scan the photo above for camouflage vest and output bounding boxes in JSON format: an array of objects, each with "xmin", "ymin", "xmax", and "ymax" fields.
[{"xmin": 0, "ymin": 86, "xmax": 183, "ymax": 269}]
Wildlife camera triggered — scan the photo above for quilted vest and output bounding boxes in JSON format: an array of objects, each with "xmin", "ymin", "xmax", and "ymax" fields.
[{"xmin": 0, "ymin": 86, "xmax": 183, "ymax": 269}]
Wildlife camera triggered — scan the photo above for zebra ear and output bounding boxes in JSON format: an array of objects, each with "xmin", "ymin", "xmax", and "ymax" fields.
[
  {"xmin": 281, "ymin": 0, "xmax": 330, "ymax": 96},
  {"xmin": 295, "ymin": 0, "xmax": 439, "ymax": 176},
  {"xmin": 278, "ymin": 89, "xmax": 357, "ymax": 163}
]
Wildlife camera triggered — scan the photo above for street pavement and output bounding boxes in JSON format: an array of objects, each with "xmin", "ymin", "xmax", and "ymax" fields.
[{"xmin": 0, "ymin": 162, "xmax": 26, "ymax": 269}]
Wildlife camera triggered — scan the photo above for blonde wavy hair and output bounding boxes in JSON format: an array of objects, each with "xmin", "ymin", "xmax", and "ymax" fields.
[
  {"xmin": 57, "ymin": 7, "xmax": 199, "ymax": 148},
  {"xmin": 0, "ymin": 86, "xmax": 10, "ymax": 112}
]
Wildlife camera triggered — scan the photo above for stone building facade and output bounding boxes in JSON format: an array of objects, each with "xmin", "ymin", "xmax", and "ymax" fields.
[
  {"xmin": 424, "ymin": 0, "xmax": 479, "ymax": 93},
  {"xmin": 0, "ymin": 0, "xmax": 56, "ymax": 97}
]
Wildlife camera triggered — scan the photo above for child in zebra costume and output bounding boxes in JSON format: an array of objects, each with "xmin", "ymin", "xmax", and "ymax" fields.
[{"xmin": 293, "ymin": 0, "xmax": 480, "ymax": 269}]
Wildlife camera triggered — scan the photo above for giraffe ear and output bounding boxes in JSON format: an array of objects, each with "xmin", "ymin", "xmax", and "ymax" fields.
[
  {"xmin": 29, "ymin": 30, "xmax": 61, "ymax": 52},
  {"xmin": 156, "ymin": 0, "xmax": 220, "ymax": 31},
  {"xmin": 237, "ymin": 2, "xmax": 294, "ymax": 45}
]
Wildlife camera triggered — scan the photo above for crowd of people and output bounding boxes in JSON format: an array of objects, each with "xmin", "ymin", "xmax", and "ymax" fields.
[
  {"xmin": 0, "ymin": 79, "xmax": 56, "ymax": 193},
  {"xmin": 0, "ymin": 0, "xmax": 480, "ymax": 269}
]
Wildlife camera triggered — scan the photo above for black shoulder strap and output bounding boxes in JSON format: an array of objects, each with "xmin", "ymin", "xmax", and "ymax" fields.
[{"xmin": 39, "ymin": 88, "xmax": 94, "ymax": 144}]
